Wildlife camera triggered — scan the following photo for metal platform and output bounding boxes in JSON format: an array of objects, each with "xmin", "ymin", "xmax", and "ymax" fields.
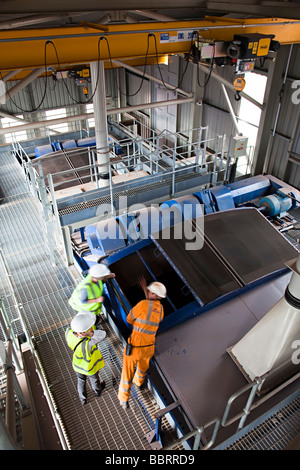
[
  {"xmin": 154, "ymin": 271, "xmax": 300, "ymax": 441},
  {"xmin": 0, "ymin": 151, "xmax": 177, "ymax": 450},
  {"xmin": 216, "ymin": 392, "xmax": 300, "ymax": 450},
  {"xmin": 1, "ymin": 148, "xmax": 299, "ymax": 451}
]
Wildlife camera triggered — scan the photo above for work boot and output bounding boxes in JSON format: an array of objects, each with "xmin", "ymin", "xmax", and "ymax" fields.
[
  {"xmin": 135, "ymin": 379, "xmax": 147, "ymax": 391},
  {"xmin": 100, "ymin": 381, "xmax": 106, "ymax": 390},
  {"xmin": 119, "ymin": 400, "xmax": 129, "ymax": 410},
  {"xmin": 95, "ymin": 381, "xmax": 106, "ymax": 396}
]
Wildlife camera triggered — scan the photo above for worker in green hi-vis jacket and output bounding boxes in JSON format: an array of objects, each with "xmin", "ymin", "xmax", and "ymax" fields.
[{"xmin": 69, "ymin": 263, "xmax": 115, "ymax": 328}]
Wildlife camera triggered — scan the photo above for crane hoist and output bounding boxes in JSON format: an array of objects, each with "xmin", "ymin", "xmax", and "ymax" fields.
[{"xmin": 189, "ymin": 32, "xmax": 279, "ymax": 100}]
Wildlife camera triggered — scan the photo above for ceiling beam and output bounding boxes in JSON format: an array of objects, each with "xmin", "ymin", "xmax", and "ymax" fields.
[
  {"xmin": 0, "ymin": 13, "xmax": 85, "ymax": 30},
  {"xmin": 0, "ymin": 96, "xmax": 194, "ymax": 135},
  {"xmin": 130, "ymin": 9, "xmax": 176, "ymax": 22},
  {"xmin": 0, "ymin": 18, "xmax": 299, "ymax": 70},
  {"xmin": 0, "ymin": 68, "xmax": 44, "ymax": 103},
  {"xmin": 112, "ymin": 59, "xmax": 193, "ymax": 97},
  {"xmin": 0, "ymin": 2, "xmax": 205, "ymax": 14},
  {"xmin": 207, "ymin": 2, "xmax": 300, "ymax": 21}
]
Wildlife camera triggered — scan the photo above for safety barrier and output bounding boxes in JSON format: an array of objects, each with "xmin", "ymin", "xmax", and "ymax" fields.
[
  {"xmin": 162, "ymin": 358, "xmax": 300, "ymax": 450},
  {"xmin": 0, "ymin": 251, "xmax": 71, "ymax": 450}
]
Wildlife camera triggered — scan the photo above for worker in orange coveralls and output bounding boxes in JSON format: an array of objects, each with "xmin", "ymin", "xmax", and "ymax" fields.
[{"xmin": 118, "ymin": 276, "xmax": 166, "ymax": 409}]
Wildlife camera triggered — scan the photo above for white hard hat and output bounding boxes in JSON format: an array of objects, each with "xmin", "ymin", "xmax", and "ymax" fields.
[
  {"xmin": 89, "ymin": 263, "xmax": 111, "ymax": 279},
  {"xmin": 147, "ymin": 282, "xmax": 167, "ymax": 298},
  {"xmin": 71, "ymin": 312, "xmax": 95, "ymax": 333}
]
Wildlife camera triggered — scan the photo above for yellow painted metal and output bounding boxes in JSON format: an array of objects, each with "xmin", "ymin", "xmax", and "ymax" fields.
[
  {"xmin": 2, "ymin": 56, "xmax": 168, "ymax": 83},
  {"xmin": 233, "ymin": 77, "xmax": 246, "ymax": 91},
  {"xmin": 0, "ymin": 18, "xmax": 299, "ymax": 71},
  {"xmin": 80, "ymin": 21, "xmax": 109, "ymax": 32}
]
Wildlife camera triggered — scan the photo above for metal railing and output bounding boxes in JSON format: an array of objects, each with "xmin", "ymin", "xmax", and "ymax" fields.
[
  {"xmin": 24, "ymin": 125, "xmax": 252, "ymax": 193},
  {"xmin": 11, "ymin": 138, "xmax": 42, "ymax": 202},
  {"xmin": 163, "ymin": 358, "xmax": 300, "ymax": 450},
  {"xmin": 12, "ymin": 119, "xmax": 255, "ymax": 200},
  {"xmin": 0, "ymin": 321, "xmax": 28, "ymax": 449},
  {"xmin": 0, "ymin": 256, "xmax": 71, "ymax": 450},
  {"xmin": 10, "ymin": 122, "xmax": 254, "ymax": 269}
]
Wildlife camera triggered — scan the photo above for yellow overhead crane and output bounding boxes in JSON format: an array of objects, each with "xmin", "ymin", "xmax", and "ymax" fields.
[{"xmin": 0, "ymin": 17, "xmax": 300, "ymax": 73}]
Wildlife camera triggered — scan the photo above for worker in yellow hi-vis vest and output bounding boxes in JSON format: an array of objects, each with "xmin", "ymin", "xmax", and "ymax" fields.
[
  {"xmin": 66, "ymin": 311, "xmax": 106, "ymax": 405},
  {"xmin": 69, "ymin": 263, "xmax": 115, "ymax": 328},
  {"xmin": 118, "ymin": 276, "xmax": 166, "ymax": 409}
]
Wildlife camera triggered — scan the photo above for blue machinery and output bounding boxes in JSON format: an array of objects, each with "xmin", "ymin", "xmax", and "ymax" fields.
[
  {"xmin": 34, "ymin": 135, "xmax": 122, "ymax": 158},
  {"xmin": 82, "ymin": 174, "xmax": 299, "ymax": 264},
  {"xmin": 35, "ymin": 137, "xmax": 97, "ymax": 157},
  {"xmin": 74, "ymin": 174, "xmax": 300, "ymax": 449}
]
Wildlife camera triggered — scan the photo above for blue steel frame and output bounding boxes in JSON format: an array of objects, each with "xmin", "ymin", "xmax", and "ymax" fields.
[
  {"xmin": 78, "ymin": 172, "xmax": 300, "ymax": 342},
  {"xmin": 101, "ymin": 236, "xmax": 291, "ymax": 339}
]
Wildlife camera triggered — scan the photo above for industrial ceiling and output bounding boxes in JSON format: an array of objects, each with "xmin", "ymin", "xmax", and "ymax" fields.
[
  {"xmin": 0, "ymin": 1, "xmax": 299, "ymax": 73},
  {"xmin": 0, "ymin": 1, "xmax": 300, "ymax": 26}
]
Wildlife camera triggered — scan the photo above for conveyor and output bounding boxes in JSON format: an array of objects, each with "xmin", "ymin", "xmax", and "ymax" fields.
[
  {"xmin": 81, "ymin": 174, "xmax": 300, "ymax": 264},
  {"xmin": 103, "ymin": 208, "xmax": 297, "ymax": 331}
]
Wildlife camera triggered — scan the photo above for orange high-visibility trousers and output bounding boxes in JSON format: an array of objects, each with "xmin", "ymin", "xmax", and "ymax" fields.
[{"xmin": 118, "ymin": 344, "xmax": 155, "ymax": 403}]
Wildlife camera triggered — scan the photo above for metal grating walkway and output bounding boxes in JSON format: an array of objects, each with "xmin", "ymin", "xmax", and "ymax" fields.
[
  {"xmin": 223, "ymin": 395, "xmax": 300, "ymax": 450},
  {"xmin": 0, "ymin": 151, "xmax": 174, "ymax": 450},
  {"xmin": 57, "ymin": 170, "xmax": 204, "ymax": 217}
]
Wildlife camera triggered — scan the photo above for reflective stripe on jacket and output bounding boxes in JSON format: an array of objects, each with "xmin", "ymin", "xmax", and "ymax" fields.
[
  {"xmin": 65, "ymin": 327, "xmax": 105, "ymax": 376},
  {"xmin": 68, "ymin": 274, "xmax": 103, "ymax": 313},
  {"xmin": 127, "ymin": 299, "xmax": 164, "ymax": 347}
]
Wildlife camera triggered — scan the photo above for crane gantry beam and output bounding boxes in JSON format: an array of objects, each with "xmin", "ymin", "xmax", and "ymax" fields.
[{"xmin": 0, "ymin": 17, "xmax": 299, "ymax": 71}]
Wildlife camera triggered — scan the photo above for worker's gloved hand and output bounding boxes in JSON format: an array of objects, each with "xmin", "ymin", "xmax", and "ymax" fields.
[{"xmin": 138, "ymin": 275, "xmax": 147, "ymax": 290}]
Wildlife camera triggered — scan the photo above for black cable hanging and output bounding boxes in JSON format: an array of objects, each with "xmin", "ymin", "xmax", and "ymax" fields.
[
  {"xmin": 47, "ymin": 38, "xmax": 103, "ymax": 105},
  {"xmin": 196, "ymin": 33, "xmax": 216, "ymax": 88},
  {"xmin": 48, "ymin": 34, "xmax": 154, "ymax": 102},
  {"xmin": 149, "ymin": 32, "xmax": 194, "ymax": 93},
  {"xmin": 0, "ymin": 41, "xmax": 52, "ymax": 113},
  {"xmin": 103, "ymin": 34, "xmax": 153, "ymax": 98},
  {"xmin": 1, "ymin": 31, "xmax": 198, "ymax": 115}
]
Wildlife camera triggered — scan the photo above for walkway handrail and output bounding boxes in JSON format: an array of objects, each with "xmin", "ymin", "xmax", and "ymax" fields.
[
  {"xmin": 0, "ymin": 251, "xmax": 71, "ymax": 450},
  {"xmin": 163, "ymin": 357, "xmax": 300, "ymax": 450},
  {"xmin": 15, "ymin": 125, "xmax": 253, "ymax": 214},
  {"xmin": 0, "ymin": 328, "xmax": 29, "ymax": 444}
]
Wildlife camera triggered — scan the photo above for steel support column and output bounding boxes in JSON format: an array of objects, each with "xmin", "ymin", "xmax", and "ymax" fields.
[
  {"xmin": 90, "ymin": 61, "xmax": 110, "ymax": 187},
  {"xmin": 252, "ymin": 47, "xmax": 290, "ymax": 175},
  {"xmin": 190, "ymin": 63, "xmax": 205, "ymax": 142}
]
